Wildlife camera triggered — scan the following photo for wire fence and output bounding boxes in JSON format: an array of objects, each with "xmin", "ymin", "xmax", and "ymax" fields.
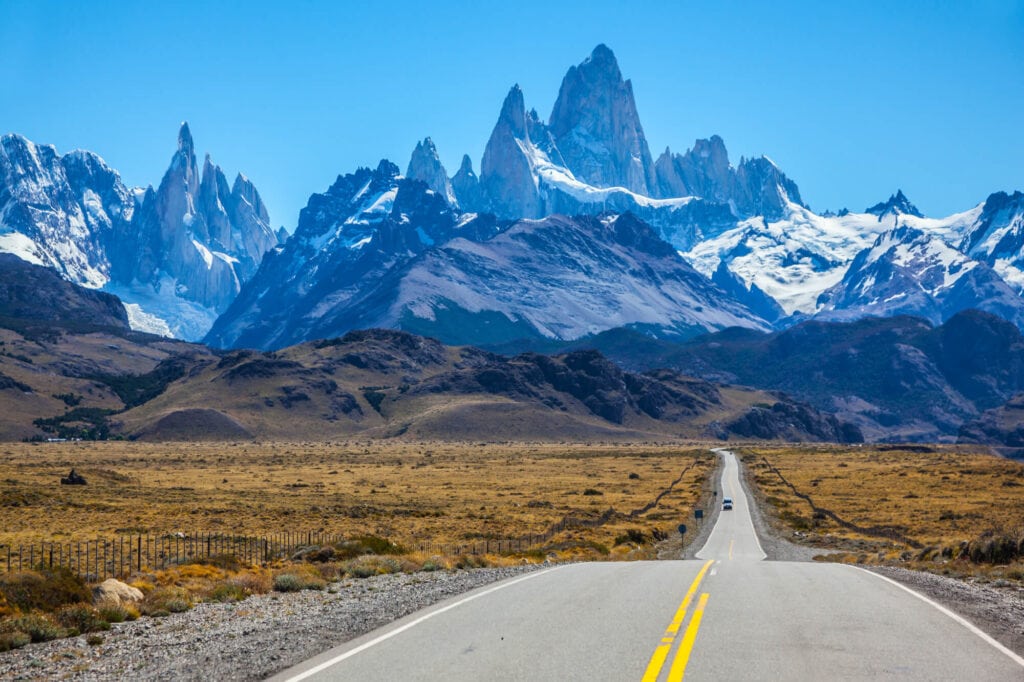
[
  {"xmin": 1, "ymin": 458, "xmax": 708, "ymax": 578},
  {"xmin": 0, "ymin": 532, "xmax": 344, "ymax": 580}
]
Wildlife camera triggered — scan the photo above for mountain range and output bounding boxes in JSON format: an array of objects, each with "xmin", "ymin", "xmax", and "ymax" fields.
[
  {"xmin": 207, "ymin": 44, "xmax": 1024, "ymax": 351},
  {"xmin": 0, "ymin": 253, "xmax": 857, "ymax": 443},
  {"xmin": 0, "ymin": 123, "xmax": 280, "ymax": 340},
  {"xmin": 1, "ymin": 44, "xmax": 1024, "ymax": 447}
]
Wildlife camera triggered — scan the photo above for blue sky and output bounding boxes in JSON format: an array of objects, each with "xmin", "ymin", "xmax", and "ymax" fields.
[{"xmin": 2, "ymin": 0, "xmax": 1021, "ymax": 228}]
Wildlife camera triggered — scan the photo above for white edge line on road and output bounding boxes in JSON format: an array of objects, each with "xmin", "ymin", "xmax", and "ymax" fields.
[
  {"xmin": 281, "ymin": 567, "xmax": 560, "ymax": 682},
  {"xmin": 850, "ymin": 565, "xmax": 1024, "ymax": 669}
]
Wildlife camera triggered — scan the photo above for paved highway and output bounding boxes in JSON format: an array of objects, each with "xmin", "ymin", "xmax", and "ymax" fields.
[{"xmin": 271, "ymin": 450, "xmax": 1024, "ymax": 681}]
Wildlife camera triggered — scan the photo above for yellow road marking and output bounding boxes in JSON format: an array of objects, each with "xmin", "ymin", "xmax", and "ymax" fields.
[
  {"xmin": 640, "ymin": 560, "xmax": 713, "ymax": 682},
  {"xmin": 667, "ymin": 592, "xmax": 710, "ymax": 681}
]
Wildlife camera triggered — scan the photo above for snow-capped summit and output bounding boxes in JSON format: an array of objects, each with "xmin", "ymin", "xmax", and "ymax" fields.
[
  {"xmin": 816, "ymin": 224, "xmax": 1024, "ymax": 328},
  {"xmin": 865, "ymin": 189, "xmax": 923, "ymax": 219},
  {"xmin": 406, "ymin": 137, "xmax": 456, "ymax": 206}
]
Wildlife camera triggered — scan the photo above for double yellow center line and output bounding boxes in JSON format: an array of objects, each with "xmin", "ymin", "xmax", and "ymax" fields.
[{"xmin": 641, "ymin": 560, "xmax": 714, "ymax": 682}]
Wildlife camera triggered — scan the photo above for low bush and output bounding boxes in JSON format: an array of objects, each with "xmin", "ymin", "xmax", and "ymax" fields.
[
  {"xmin": 613, "ymin": 529, "xmax": 648, "ymax": 546},
  {"xmin": 4, "ymin": 612, "xmax": 64, "ymax": 642},
  {"xmin": 139, "ymin": 587, "xmax": 192, "ymax": 616},
  {"xmin": 272, "ymin": 568, "xmax": 326, "ymax": 592},
  {"xmin": 272, "ymin": 574, "xmax": 303, "ymax": 592},
  {"xmin": 0, "ymin": 566, "xmax": 91, "ymax": 613},
  {"xmin": 344, "ymin": 555, "xmax": 403, "ymax": 578},
  {"xmin": 207, "ymin": 582, "xmax": 247, "ymax": 603},
  {"xmin": 333, "ymin": 535, "xmax": 407, "ymax": 560},
  {"xmin": 0, "ymin": 630, "xmax": 31, "ymax": 651},
  {"xmin": 55, "ymin": 604, "xmax": 110, "ymax": 634},
  {"xmin": 187, "ymin": 553, "xmax": 242, "ymax": 571},
  {"xmin": 228, "ymin": 571, "xmax": 272, "ymax": 596},
  {"xmin": 96, "ymin": 600, "xmax": 136, "ymax": 623}
]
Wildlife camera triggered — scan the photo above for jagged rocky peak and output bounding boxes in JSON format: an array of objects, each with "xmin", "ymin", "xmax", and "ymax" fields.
[
  {"xmin": 480, "ymin": 84, "xmax": 543, "ymax": 219},
  {"xmin": 110, "ymin": 122, "xmax": 279, "ymax": 336},
  {"xmin": 549, "ymin": 44, "xmax": 657, "ymax": 195},
  {"xmin": 734, "ymin": 155, "xmax": 805, "ymax": 219},
  {"xmin": 178, "ymin": 121, "xmax": 194, "ymax": 152},
  {"xmin": 655, "ymin": 136, "xmax": 733, "ymax": 202},
  {"xmin": 865, "ymin": 189, "xmax": 923, "ymax": 219},
  {"xmin": 406, "ymin": 137, "xmax": 456, "ymax": 206},
  {"xmin": 451, "ymin": 154, "xmax": 482, "ymax": 211}
]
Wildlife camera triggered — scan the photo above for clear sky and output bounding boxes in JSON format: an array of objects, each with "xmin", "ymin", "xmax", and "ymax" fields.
[{"xmin": 2, "ymin": 0, "xmax": 1021, "ymax": 229}]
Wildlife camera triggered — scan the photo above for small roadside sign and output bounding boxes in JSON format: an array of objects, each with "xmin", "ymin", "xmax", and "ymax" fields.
[
  {"xmin": 677, "ymin": 523, "xmax": 687, "ymax": 536},
  {"xmin": 694, "ymin": 509, "xmax": 704, "ymax": 520}
]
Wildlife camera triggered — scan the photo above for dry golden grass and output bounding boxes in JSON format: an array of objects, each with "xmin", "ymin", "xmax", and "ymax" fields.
[
  {"xmin": 740, "ymin": 444, "xmax": 1024, "ymax": 572},
  {"xmin": 0, "ymin": 440, "xmax": 714, "ymax": 557}
]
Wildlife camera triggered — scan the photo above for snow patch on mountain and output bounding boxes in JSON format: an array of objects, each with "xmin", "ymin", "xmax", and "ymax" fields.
[
  {"xmin": 104, "ymin": 275, "xmax": 218, "ymax": 340},
  {"xmin": 681, "ymin": 200, "xmax": 990, "ymax": 316}
]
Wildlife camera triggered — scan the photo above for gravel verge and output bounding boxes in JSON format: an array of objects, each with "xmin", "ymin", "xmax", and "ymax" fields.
[{"xmin": 0, "ymin": 565, "xmax": 541, "ymax": 681}]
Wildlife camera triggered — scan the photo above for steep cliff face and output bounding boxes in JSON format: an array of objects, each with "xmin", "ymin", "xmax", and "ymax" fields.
[
  {"xmin": 548, "ymin": 44, "xmax": 657, "ymax": 195},
  {"xmin": 479, "ymin": 85, "xmax": 545, "ymax": 219}
]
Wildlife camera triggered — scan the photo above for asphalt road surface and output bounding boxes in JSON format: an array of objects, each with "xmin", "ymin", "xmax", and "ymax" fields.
[{"xmin": 271, "ymin": 450, "xmax": 1024, "ymax": 681}]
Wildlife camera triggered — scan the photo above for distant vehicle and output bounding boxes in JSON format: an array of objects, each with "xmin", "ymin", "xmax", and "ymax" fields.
[{"xmin": 722, "ymin": 497, "xmax": 733, "ymax": 510}]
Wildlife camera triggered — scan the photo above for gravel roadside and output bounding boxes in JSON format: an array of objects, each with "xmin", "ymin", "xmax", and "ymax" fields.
[{"xmin": 0, "ymin": 565, "xmax": 542, "ymax": 681}]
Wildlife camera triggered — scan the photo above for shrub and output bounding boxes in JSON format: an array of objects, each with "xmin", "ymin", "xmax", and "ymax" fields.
[
  {"xmin": 140, "ymin": 587, "xmax": 193, "ymax": 616},
  {"xmin": 55, "ymin": 604, "xmax": 110, "ymax": 634},
  {"xmin": 333, "ymin": 535, "xmax": 406, "ymax": 560},
  {"xmin": 86, "ymin": 634, "xmax": 104, "ymax": 646},
  {"xmin": 0, "ymin": 631, "xmax": 30, "ymax": 651},
  {"xmin": 229, "ymin": 571, "xmax": 272, "ymax": 595},
  {"xmin": 0, "ymin": 566, "xmax": 91, "ymax": 613},
  {"xmin": 582, "ymin": 488, "xmax": 603, "ymax": 496},
  {"xmin": 5, "ymin": 613, "xmax": 64, "ymax": 642},
  {"xmin": 452, "ymin": 555, "xmax": 487, "ymax": 570},
  {"xmin": 165, "ymin": 598, "xmax": 191, "ymax": 613},
  {"xmin": 344, "ymin": 555, "xmax": 402, "ymax": 578},
  {"xmin": 614, "ymin": 529, "xmax": 648, "ymax": 546},
  {"xmin": 96, "ymin": 601, "xmax": 132, "ymax": 624},
  {"xmin": 272, "ymin": 568, "xmax": 327, "ymax": 592},
  {"xmin": 208, "ymin": 582, "xmax": 247, "ymax": 603},
  {"xmin": 272, "ymin": 574, "xmax": 303, "ymax": 592}
]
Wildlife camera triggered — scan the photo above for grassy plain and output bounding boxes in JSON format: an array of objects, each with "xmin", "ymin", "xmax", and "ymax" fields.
[
  {"xmin": 741, "ymin": 445, "xmax": 1024, "ymax": 575},
  {"xmin": 0, "ymin": 441, "xmax": 714, "ymax": 556}
]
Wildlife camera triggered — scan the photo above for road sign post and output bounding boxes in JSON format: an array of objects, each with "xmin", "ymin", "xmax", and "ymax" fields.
[
  {"xmin": 694, "ymin": 509, "xmax": 703, "ymax": 520},
  {"xmin": 677, "ymin": 523, "xmax": 687, "ymax": 536}
]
